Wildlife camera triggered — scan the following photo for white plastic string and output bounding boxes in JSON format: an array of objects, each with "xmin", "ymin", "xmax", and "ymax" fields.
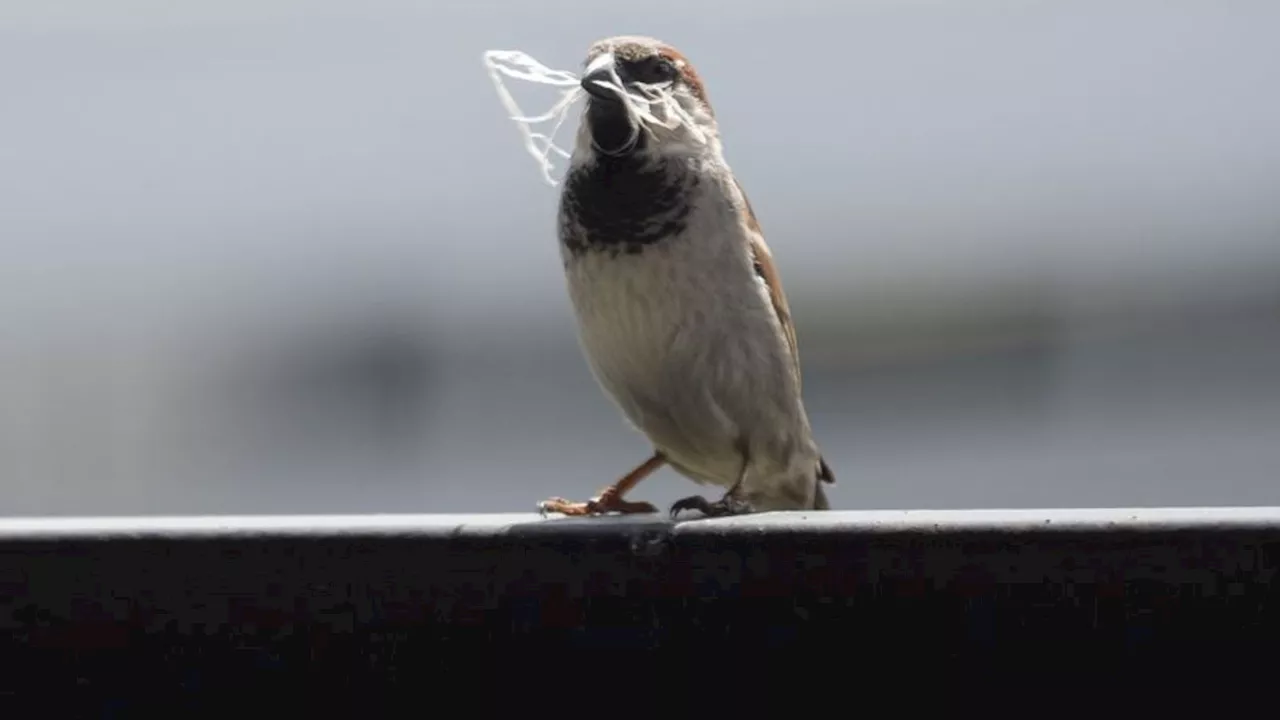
[
  {"xmin": 583, "ymin": 75, "xmax": 707, "ymax": 146},
  {"xmin": 482, "ymin": 48, "xmax": 709, "ymax": 187},
  {"xmin": 483, "ymin": 50, "xmax": 583, "ymax": 187}
]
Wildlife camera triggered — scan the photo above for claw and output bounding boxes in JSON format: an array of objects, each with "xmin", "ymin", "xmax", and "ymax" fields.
[
  {"xmin": 539, "ymin": 492, "xmax": 658, "ymax": 517},
  {"xmin": 538, "ymin": 498, "xmax": 565, "ymax": 517},
  {"xmin": 668, "ymin": 495, "xmax": 710, "ymax": 519},
  {"xmin": 669, "ymin": 494, "xmax": 753, "ymax": 519}
]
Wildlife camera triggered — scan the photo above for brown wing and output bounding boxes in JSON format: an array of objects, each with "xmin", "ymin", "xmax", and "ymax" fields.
[
  {"xmin": 737, "ymin": 179, "xmax": 835, "ymax": 485},
  {"xmin": 750, "ymin": 236, "xmax": 800, "ymax": 384},
  {"xmin": 735, "ymin": 180, "xmax": 800, "ymax": 387}
]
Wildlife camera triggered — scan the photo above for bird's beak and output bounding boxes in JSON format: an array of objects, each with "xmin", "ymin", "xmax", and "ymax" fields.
[{"xmin": 581, "ymin": 52, "xmax": 624, "ymax": 102}]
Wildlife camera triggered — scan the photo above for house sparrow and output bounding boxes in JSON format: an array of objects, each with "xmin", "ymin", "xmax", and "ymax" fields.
[{"xmin": 537, "ymin": 35, "xmax": 834, "ymax": 518}]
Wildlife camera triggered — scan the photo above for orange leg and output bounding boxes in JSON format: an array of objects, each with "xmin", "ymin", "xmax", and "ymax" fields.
[{"xmin": 538, "ymin": 452, "xmax": 665, "ymax": 516}]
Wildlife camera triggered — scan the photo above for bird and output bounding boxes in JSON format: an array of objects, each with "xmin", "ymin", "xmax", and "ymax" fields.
[{"xmin": 536, "ymin": 35, "xmax": 834, "ymax": 519}]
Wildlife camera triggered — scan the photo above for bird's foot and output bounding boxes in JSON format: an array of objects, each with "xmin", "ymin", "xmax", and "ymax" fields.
[
  {"xmin": 538, "ymin": 487, "xmax": 658, "ymax": 517},
  {"xmin": 669, "ymin": 493, "xmax": 754, "ymax": 519}
]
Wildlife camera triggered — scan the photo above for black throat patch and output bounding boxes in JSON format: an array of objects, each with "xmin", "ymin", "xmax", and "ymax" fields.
[{"xmin": 559, "ymin": 150, "xmax": 697, "ymax": 258}]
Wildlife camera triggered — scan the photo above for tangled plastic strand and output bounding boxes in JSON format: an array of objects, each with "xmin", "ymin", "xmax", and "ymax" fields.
[
  {"xmin": 585, "ymin": 76, "xmax": 706, "ymax": 146},
  {"xmin": 483, "ymin": 49, "xmax": 707, "ymax": 187},
  {"xmin": 483, "ymin": 50, "xmax": 583, "ymax": 187}
]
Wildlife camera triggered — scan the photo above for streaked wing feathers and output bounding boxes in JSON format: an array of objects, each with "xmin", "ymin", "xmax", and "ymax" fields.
[{"xmin": 736, "ymin": 178, "xmax": 835, "ymax": 485}]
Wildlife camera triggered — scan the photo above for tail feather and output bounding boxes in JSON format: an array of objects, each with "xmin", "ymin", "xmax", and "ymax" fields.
[
  {"xmin": 817, "ymin": 456, "xmax": 834, "ymax": 484},
  {"xmin": 813, "ymin": 456, "xmax": 834, "ymax": 510}
]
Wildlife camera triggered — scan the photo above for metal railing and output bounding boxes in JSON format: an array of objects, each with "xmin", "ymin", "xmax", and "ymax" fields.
[{"xmin": 1, "ymin": 507, "xmax": 1277, "ymax": 706}]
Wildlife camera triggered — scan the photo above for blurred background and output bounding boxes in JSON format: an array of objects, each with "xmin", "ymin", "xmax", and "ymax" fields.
[{"xmin": 1, "ymin": 0, "xmax": 1278, "ymax": 516}]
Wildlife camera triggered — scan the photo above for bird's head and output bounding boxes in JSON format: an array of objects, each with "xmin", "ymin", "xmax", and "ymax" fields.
[{"xmin": 573, "ymin": 36, "xmax": 719, "ymax": 160}]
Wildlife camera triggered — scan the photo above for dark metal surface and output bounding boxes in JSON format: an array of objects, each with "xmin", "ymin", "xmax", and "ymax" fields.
[{"xmin": 1, "ymin": 508, "xmax": 1277, "ymax": 710}]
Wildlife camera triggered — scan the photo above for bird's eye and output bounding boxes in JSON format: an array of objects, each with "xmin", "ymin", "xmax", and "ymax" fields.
[{"xmin": 628, "ymin": 56, "xmax": 677, "ymax": 84}]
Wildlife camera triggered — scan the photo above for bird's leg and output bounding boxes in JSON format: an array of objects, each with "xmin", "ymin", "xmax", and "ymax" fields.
[
  {"xmin": 538, "ymin": 452, "xmax": 664, "ymax": 516},
  {"xmin": 670, "ymin": 455, "xmax": 755, "ymax": 519}
]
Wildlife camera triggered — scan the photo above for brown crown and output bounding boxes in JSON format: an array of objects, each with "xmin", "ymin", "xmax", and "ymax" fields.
[{"xmin": 584, "ymin": 36, "xmax": 712, "ymax": 114}]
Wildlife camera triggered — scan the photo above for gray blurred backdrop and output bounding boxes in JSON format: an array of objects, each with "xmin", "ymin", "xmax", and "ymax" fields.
[{"xmin": 2, "ymin": 0, "xmax": 1278, "ymax": 516}]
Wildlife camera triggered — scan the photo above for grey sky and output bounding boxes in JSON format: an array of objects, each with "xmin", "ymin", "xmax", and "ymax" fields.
[{"xmin": 2, "ymin": 0, "xmax": 1278, "ymax": 342}]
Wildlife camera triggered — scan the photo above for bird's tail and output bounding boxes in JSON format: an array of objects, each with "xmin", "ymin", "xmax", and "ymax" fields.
[
  {"xmin": 813, "ymin": 482, "xmax": 830, "ymax": 510},
  {"xmin": 817, "ymin": 456, "xmax": 835, "ymax": 484},
  {"xmin": 811, "ymin": 455, "xmax": 834, "ymax": 509}
]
